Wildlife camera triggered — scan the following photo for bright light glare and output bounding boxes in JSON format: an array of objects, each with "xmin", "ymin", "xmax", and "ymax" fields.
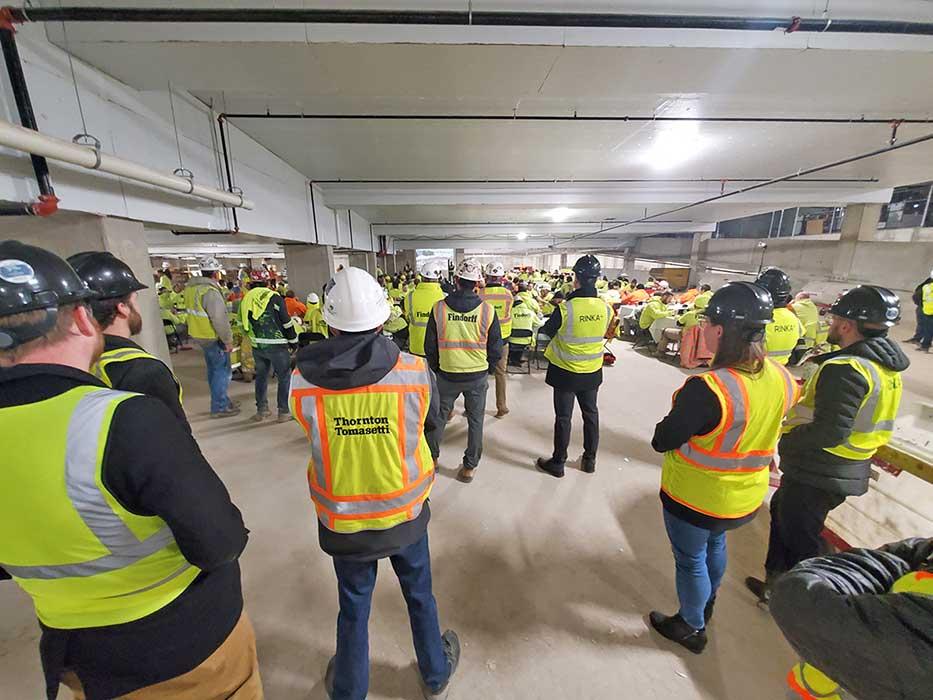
[
  {"xmin": 641, "ymin": 122, "xmax": 709, "ymax": 170},
  {"xmin": 548, "ymin": 207, "xmax": 573, "ymax": 222},
  {"xmin": 516, "ymin": 232, "xmax": 528, "ymax": 240}
]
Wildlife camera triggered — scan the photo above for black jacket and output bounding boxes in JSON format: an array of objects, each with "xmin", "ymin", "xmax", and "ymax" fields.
[
  {"xmin": 541, "ymin": 287, "xmax": 604, "ymax": 392},
  {"xmin": 779, "ymin": 337, "xmax": 909, "ymax": 496},
  {"xmin": 0, "ymin": 364, "xmax": 247, "ymax": 700},
  {"xmin": 912, "ymin": 278, "xmax": 932, "ymax": 307},
  {"xmin": 771, "ymin": 538, "xmax": 933, "ymax": 700},
  {"xmin": 294, "ymin": 333, "xmax": 442, "ymax": 560},
  {"xmin": 101, "ymin": 335, "xmax": 190, "ymax": 433},
  {"xmin": 424, "ymin": 287, "xmax": 502, "ymax": 382}
]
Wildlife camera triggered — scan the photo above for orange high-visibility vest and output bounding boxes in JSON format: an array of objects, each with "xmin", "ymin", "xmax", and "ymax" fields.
[{"xmin": 290, "ymin": 354, "xmax": 435, "ymax": 534}]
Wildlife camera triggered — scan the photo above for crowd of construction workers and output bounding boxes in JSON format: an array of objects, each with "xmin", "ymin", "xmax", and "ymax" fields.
[{"xmin": 0, "ymin": 238, "xmax": 929, "ymax": 700}]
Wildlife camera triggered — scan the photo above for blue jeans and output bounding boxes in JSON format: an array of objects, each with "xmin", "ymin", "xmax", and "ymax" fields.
[
  {"xmin": 331, "ymin": 533, "xmax": 449, "ymax": 700},
  {"xmin": 201, "ymin": 341, "xmax": 233, "ymax": 414},
  {"xmin": 252, "ymin": 346, "xmax": 291, "ymax": 414},
  {"xmin": 663, "ymin": 509, "xmax": 727, "ymax": 630}
]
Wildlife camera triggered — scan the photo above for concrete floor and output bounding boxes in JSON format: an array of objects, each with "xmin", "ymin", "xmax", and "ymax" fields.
[{"xmin": 4, "ymin": 334, "xmax": 930, "ymax": 699}]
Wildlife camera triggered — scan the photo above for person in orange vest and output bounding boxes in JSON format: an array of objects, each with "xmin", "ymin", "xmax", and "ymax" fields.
[
  {"xmin": 771, "ymin": 537, "xmax": 933, "ymax": 700},
  {"xmin": 290, "ymin": 267, "xmax": 460, "ymax": 700},
  {"xmin": 649, "ymin": 282, "xmax": 798, "ymax": 653}
]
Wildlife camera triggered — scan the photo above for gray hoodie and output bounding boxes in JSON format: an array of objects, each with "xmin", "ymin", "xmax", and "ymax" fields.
[{"xmin": 185, "ymin": 276, "xmax": 233, "ymax": 347}]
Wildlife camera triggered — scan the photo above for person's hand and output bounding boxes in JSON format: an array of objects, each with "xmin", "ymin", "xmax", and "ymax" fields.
[{"xmin": 224, "ymin": 343, "xmax": 235, "ymax": 353}]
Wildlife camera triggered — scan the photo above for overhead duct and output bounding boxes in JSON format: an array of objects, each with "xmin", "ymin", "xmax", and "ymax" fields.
[{"xmin": 0, "ymin": 119, "xmax": 255, "ymax": 209}]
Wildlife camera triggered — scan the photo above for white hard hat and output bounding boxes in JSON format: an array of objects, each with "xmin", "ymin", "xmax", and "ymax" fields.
[
  {"xmin": 456, "ymin": 258, "xmax": 484, "ymax": 282},
  {"xmin": 161, "ymin": 261, "xmax": 171, "ymax": 270},
  {"xmin": 420, "ymin": 261, "xmax": 444, "ymax": 280},
  {"xmin": 307, "ymin": 292, "xmax": 320, "ymax": 305},
  {"xmin": 198, "ymin": 256, "xmax": 223, "ymax": 273},
  {"xmin": 659, "ymin": 280, "xmax": 670, "ymax": 289},
  {"xmin": 485, "ymin": 261, "xmax": 505, "ymax": 277},
  {"xmin": 323, "ymin": 267, "xmax": 390, "ymax": 332}
]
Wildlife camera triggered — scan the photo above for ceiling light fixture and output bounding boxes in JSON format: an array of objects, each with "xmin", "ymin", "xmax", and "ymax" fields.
[
  {"xmin": 516, "ymin": 232, "xmax": 528, "ymax": 240},
  {"xmin": 548, "ymin": 207, "xmax": 573, "ymax": 222}
]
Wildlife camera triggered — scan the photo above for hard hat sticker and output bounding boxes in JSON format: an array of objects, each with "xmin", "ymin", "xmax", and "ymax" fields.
[{"xmin": 0, "ymin": 259, "xmax": 36, "ymax": 284}]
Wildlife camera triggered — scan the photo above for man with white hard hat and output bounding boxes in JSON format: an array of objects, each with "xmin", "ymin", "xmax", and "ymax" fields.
[
  {"xmin": 424, "ymin": 259, "xmax": 502, "ymax": 484},
  {"xmin": 289, "ymin": 267, "xmax": 459, "ymax": 700},
  {"xmin": 478, "ymin": 260, "xmax": 514, "ymax": 418},
  {"xmin": 303, "ymin": 291, "xmax": 328, "ymax": 339},
  {"xmin": 184, "ymin": 257, "xmax": 239, "ymax": 418},
  {"xmin": 406, "ymin": 262, "xmax": 448, "ymax": 357}
]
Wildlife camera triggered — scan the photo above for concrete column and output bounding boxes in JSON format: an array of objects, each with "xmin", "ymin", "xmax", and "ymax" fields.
[
  {"xmin": 454, "ymin": 248, "xmax": 465, "ymax": 268},
  {"xmin": 397, "ymin": 249, "xmax": 417, "ymax": 274},
  {"xmin": 559, "ymin": 253, "xmax": 569, "ymax": 269},
  {"xmin": 832, "ymin": 204, "xmax": 882, "ymax": 281},
  {"xmin": 688, "ymin": 232, "xmax": 704, "ymax": 287},
  {"xmin": 348, "ymin": 251, "xmax": 377, "ymax": 275},
  {"xmin": 0, "ymin": 211, "xmax": 170, "ymax": 364},
  {"xmin": 284, "ymin": 244, "xmax": 334, "ymax": 302}
]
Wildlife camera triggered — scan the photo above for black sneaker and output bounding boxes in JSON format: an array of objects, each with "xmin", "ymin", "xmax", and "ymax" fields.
[
  {"xmin": 916, "ymin": 346, "xmax": 931, "ymax": 353},
  {"xmin": 324, "ymin": 656, "xmax": 336, "ymax": 700},
  {"xmin": 421, "ymin": 630, "xmax": 461, "ymax": 700},
  {"xmin": 536, "ymin": 457, "xmax": 565, "ymax": 478},
  {"xmin": 648, "ymin": 611, "xmax": 707, "ymax": 654},
  {"xmin": 581, "ymin": 457, "xmax": 596, "ymax": 474},
  {"xmin": 704, "ymin": 596, "xmax": 716, "ymax": 624},
  {"xmin": 745, "ymin": 577, "xmax": 771, "ymax": 604}
]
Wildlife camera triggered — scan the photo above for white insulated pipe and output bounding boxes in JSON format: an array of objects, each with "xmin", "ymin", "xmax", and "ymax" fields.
[{"xmin": 0, "ymin": 119, "xmax": 255, "ymax": 210}]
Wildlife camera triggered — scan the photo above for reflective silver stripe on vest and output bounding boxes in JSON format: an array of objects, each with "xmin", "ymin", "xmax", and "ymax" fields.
[
  {"xmin": 296, "ymin": 393, "xmax": 329, "ymax": 489},
  {"xmin": 768, "ymin": 349, "xmax": 794, "ymax": 358},
  {"xmin": 311, "ymin": 471, "xmax": 434, "ymax": 518},
  {"xmin": 407, "ymin": 291, "xmax": 430, "ymax": 328},
  {"xmin": 677, "ymin": 446, "xmax": 772, "ymax": 471},
  {"xmin": 547, "ymin": 342, "xmax": 604, "ymax": 363},
  {"xmin": 2, "ymin": 390, "xmax": 181, "ymax": 581}
]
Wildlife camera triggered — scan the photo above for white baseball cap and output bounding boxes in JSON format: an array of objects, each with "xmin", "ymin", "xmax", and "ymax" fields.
[{"xmin": 323, "ymin": 267, "xmax": 391, "ymax": 332}]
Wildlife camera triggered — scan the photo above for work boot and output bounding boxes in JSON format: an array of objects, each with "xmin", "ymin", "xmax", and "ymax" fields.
[
  {"xmin": 745, "ymin": 576, "xmax": 772, "ymax": 605},
  {"xmin": 456, "ymin": 465, "xmax": 475, "ymax": 483},
  {"xmin": 251, "ymin": 409, "xmax": 272, "ymax": 422},
  {"xmin": 324, "ymin": 656, "xmax": 336, "ymax": 700},
  {"xmin": 916, "ymin": 346, "xmax": 931, "ymax": 353},
  {"xmin": 581, "ymin": 457, "xmax": 596, "ymax": 474},
  {"xmin": 420, "ymin": 630, "xmax": 461, "ymax": 700},
  {"xmin": 495, "ymin": 408, "xmax": 510, "ymax": 419},
  {"xmin": 210, "ymin": 406, "xmax": 241, "ymax": 419},
  {"xmin": 535, "ymin": 458, "xmax": 565, "ymax": 478},
  {"xmin": 648, "ymin": 611, "xmax": 707, "ymax": 654},
  {"xmin": 704, "ymin": 595, "xmax": 716, "ymax": 624},
  {"xmin": 276, "ymin": 412, "xmax": 293, "ymax": 423}
]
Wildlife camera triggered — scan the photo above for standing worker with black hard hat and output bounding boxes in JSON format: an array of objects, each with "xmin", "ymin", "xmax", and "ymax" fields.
[
  {"xmin": 0, "ymin": 241, "xmax": 261, "ymax": 699},
  {"xmin": 755, "ymin": 267, "xmax": 804, "ymax": 365},
  {"xmin": 535, "ymin": 255, "xmax": 614, "ymax": 478},
  {"xmin": 746, "ymin": 285, "xmax": 909, "ymax": 604},
  {"xmin": 68, "ymin": 251, "xmax": 188, "ymax": 431},
  {"xmin": 649, "ymin": 282, "xmax": 799, "ymax": 653}
]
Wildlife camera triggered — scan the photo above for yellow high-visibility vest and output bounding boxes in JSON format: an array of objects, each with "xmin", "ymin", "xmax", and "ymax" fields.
[
  {"xmin": 304, "ymin": 303, "xmax": 328, "ymax": 336},
  {"xmin": 791, "ymin": 299, "xmax": 821, "ymax": 349},
  {"xmin": 290, "ymin": 354, "xmax": 435, "ymax": 534},
  {"xmin": 786, "ymin": 570, "xmax": 932, "ymax": 700},
  {"xmin": 92, "ymin": 346, "xmax": 183, "ymax": 403},
  {"xmin": 765, "ymin": 307, "xmax": 804, "ymax": 364},
  {"xmin": 544, "ymin": 297, "xmax": 612, "ymax": 374},
  {"xmin": 662, "ymin": 361, "xmax": 799, "ymax": 519},
  {"xmin": 406, "ymin": 282, "xmax": 446, "ymax": 356},
  {"xmin": 478, "ymin": 286, "xmax": 514, "ymax": 339},
  {"xmin": 183, "ymin": 282, "xmax": 221, "ymax": 340},
  {"xmin": 784, "ymin": 354, "xmax": 902, "ymax": 461},
  {"xmin": 923, "ymin": 282, "xmax": 933, "ymax": 315},
  {"xmin": 510, "ymin": 302, "xmax": 537, "ymax": 347},
  {"xmin": 433, "ymin": 299, "xmax": 495, "ymax": 374},
  {"xmin": 0, "ymin": 386, "xmax": 200, "ymax": 629}
]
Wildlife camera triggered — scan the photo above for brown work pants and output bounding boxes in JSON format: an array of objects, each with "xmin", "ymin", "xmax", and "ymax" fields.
[
  {"xmin": 494, "ymin": 345, "xmax": 508, "ymax": 412},
  {"xmin": 62, "ymin": 613, "xmax": 263, "ymax": 700}
]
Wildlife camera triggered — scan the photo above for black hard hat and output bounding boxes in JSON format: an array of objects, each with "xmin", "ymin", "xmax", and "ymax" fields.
[
  {"xmin": 755, "ymin": 267, "xmax": 792, "ymax": 306},
  {"xmin": 706, "ymin": 282, "xmax": 774, "ymax": 330},
  {"xmin": 0, "ymin": 240, "xmax": 97, "ymax": 349},
  {"xmin": 67, "ymin": 251, "xmax": 148, "ymax": 300},
  {"xmin": 830, "ymin": 285, "xmax": 901, "ymax": 333},
  {"xmin": 572, "ymin": 255, "xmax": 601, "ymax": 280}
]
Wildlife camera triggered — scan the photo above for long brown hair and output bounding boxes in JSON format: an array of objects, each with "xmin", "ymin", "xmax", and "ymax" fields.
[{"xmin": 710, "ymin": 322, "xmax": 766, "ymax": 374}]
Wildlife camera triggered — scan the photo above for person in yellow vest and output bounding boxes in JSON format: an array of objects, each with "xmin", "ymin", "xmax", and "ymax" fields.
[
  {"xmin": 0, "ymin": 242, "xmax": 260, "ymax": 700},
  {"xmin": 771, "ymin": 537, "xmax": 933, "ymax": 700},
  {"xmin": 289, "ymin": 267, "xmax": 460, "ymax": 700},
  {"xmin": 158, "ymin": 261, "xmax": 172, "ymax": 292},
  {"xmin": 424, "ymin": 258, "xmax": 503, "ymax": 484},
  {"xmin": 536, "ymin": 255, "xmax": 614, "ymax": 478},
  {"xmin": 384, "ymin": 301, "xmax": 409, "ymax": 349},
  {"xmin": 791, "ymin": 291, "xmax": 821, "ymax": 351},
  {"xmin": 68, "ymin": 251, "xmax": 188, "ymax": 432},
  {"xmin": 600, "ymin": 280, "xmax": 623, "ymax": 306},
  {"xmin": 649, "ymin": 281, "xmax": 799, "ymax": 653},
  {"xmin": 756, "ymin": 267, "xmax": 804, "ymax": 365},
  {"xmin": 406, "ymin": 262, "xmax": 447, "ymax": 357},
  {"xmin": 478, "ymin": 261, "xmax": 514, "ymax": 418},
  {"xmin": 184, "ymin": 256, "xmax": 239, "ymax": 418},
  {"xmin": 303, "ymin": 291, "xmax": 328, "ymax": 340},
  {"xmin": 746, "ymin": 286, "xmax": 908, "ymax": 604},
  {"xmin": 915, "ymin": 269, "xmax": 933, "ymax": 352},
  {"xmin": 515, "ymin": 281, "xmax": 542, "ymax": 316},
  {"xmin": 507, "ymin": 296, "xmax": 542, "ymax": 366},
  {"xmin": 692, "ymin": 284, "xmax": 713, "ymax": 308},
  {"xmin": 658, "ymin": 293, "xmax": 711, "ymax": 356},
  {"xmin": 637, "ymin": 291, "xmax": 675, "ymax": 347}
]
